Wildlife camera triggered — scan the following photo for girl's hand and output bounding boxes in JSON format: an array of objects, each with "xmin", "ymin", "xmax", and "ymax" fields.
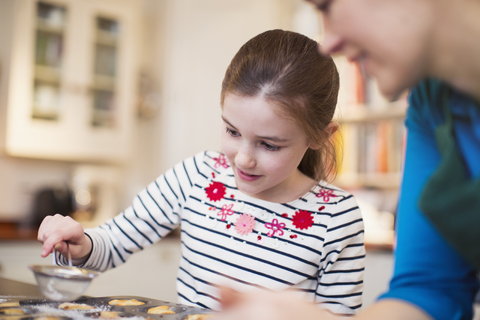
[{"xmin": 37, "ymin": 214, "xmax": 92, "ymax": 262}]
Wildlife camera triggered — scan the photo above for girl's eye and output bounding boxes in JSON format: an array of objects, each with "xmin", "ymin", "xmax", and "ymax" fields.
[
  {"xmin": 226, "ymin": 127, "xmax": 240, "ymax": 137},
  {"xmin": 261, "ymin": 141, "xmax": 280, "ymax": 152}
]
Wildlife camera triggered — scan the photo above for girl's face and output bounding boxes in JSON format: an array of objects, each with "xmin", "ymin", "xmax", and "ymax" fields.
[
  {"xmin": 221, "ymin": 94, "xmax": 311, "ymax": 203},
  {"xmin": 309, "ymin": 0, "xmax": 433, "ymax": 100}
]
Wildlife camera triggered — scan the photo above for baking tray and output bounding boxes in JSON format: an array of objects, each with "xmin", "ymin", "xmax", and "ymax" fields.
[{"xmin": 0, "ymin": 295, "xmax": 215, "ymax": 320}]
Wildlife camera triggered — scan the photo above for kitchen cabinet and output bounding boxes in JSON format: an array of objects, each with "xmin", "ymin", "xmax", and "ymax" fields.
[{"xmin": 4, "ymin": 0, "xmax": 139, "ymax": 163}]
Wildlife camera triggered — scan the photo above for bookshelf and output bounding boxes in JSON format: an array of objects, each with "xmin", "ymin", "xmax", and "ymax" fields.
[
  {"xmin": 334, "ymin": 57, "xmax": 407, "ymax": 191},
  {"xmin": 332, "ymin": 57, "xmax": 407, "ymax": 250},
  {"xmin": 4, "ymin": 0, "xmax": 139, "ymax": 163}
]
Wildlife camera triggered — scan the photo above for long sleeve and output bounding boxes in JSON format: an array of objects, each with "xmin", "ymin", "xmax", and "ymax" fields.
[
  {"xmin": 379, "ymin": 80, "xmax": 480, "ymax": 320},
  {"xmin": 316, "ymin": 193, "xmax": 365, "ymax": 315},
  {"xmin": 82, "ymin": 153, "xmax": 202, "ymax": 271}
]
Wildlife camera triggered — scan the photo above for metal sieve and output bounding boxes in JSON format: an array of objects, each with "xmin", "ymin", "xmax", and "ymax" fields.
[{"xmin": 29, "ymin": 243, "xmax": 100, "ymax": 301}]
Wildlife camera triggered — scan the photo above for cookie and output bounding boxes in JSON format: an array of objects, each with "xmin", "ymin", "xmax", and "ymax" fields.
[
  {"xmin": 58, "ymin": 302, "xmax": 95, "ymax": 310},
  {"xmin": 108, "ymin": 299, "xmax": 145, "ymax": 306},
  {"xmin": 147, "ymin": 306, "xmax": 175, "ymax": 314}
]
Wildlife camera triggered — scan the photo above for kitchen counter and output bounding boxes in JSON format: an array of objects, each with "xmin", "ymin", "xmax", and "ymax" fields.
[
  {"xmin": 0, "ymin": 277, "xmax": 42, "ymax": 298},
  {"xmin": 0, "ymin": 222, "xmax": 37, "ymax": 241}
]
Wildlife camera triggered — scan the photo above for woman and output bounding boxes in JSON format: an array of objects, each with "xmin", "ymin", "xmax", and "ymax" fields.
[{"xmin": 219, "ymin": 0, "xmax": 480, "ymax": 319}]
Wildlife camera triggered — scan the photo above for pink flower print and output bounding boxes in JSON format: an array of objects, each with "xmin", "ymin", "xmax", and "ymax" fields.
[
  {"xmin": 205, "ymin": 181, "xmax": 226, "ymax": 202},
  {"xmin": 315, "ymin": 188, "xmax": 337, "ymax": 202},
  {"xmin": 212, "ymin": 153, "xmax": 229, "ymax": 169},
  {"xmin": 217, "ymin": 203, "xmax": 234, "ymax": 221},
  {"xmin": 234, "ymin": 213, "xmax": 255, "ymax": 236},
  {"xmin": 265, "ymin": 218, "xmax": 286, "ymax": 237},
  {"xmin": 292, "ymin": 210, "xmax": 314, "ymax": 230}
]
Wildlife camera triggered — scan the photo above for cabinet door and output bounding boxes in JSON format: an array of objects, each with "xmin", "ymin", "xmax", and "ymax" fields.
[{"xmin": 5, "ymin": 0, "xmax": 139, "ymax": 163}]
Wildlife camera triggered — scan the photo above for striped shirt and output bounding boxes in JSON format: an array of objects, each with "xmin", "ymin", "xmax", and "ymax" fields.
[{"xmin": 81, "ymin": 151, "xmax": 365, "ymax": 314}]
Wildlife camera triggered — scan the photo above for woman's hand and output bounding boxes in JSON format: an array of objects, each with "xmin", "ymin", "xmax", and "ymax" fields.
[
  {"xmin": 37, "ymin": 214, "xmax": 92, "ymax": 263},
  {"xmin": 217, "ymin": 287, "xmax": 336, "ymax": 320},
  {"xmin": 218, "ymin": 286, "xmax": 432, "ymax": 320}
]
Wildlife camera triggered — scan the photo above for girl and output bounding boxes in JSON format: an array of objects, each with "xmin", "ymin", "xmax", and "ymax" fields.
[{"xmin": 38, "ymin": 29, "xmax": 365, "ymax": 315}]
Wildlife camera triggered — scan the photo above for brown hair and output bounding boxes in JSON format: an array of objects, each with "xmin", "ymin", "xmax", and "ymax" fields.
[{"xmin": 221, "ymin": 29, "xmax": 340, "ymax": 182}]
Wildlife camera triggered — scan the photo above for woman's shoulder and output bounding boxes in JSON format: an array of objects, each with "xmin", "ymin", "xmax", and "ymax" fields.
[
  {"xmin": 406, "ymin": 78, "xmax": 450, "ymax": 131},
  {"xmin": 408, "ymin": 77, "xmax": 476, "ymax": 120}
]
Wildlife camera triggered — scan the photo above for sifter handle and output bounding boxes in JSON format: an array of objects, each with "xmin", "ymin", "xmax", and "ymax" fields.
[{"xmin": 52, "ymin": 242, "xmax": 73, "ymax": 267}]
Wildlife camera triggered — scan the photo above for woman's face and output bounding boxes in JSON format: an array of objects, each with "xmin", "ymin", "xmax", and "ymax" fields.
[
  {"xmin": 221, "ymin": 94, "xmax": 310, "ymax": 202},
  {"xmin": 309, "ymin": 0, "xmax": 434, "ymax": 100}
]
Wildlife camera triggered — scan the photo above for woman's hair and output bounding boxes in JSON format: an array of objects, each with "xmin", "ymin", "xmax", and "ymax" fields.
[{"xmin": 221, "ymin": 29, "xmax": 340, "ymax": 182}]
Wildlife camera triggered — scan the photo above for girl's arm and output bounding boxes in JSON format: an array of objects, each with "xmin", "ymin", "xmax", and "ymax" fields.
[
  {"xmin": 61, "ymin": 152, "xmax": 205, "ymax": 271},
  {"xmin": 316, "ymin": 194, "xmax": 365, "ymax": 315}
]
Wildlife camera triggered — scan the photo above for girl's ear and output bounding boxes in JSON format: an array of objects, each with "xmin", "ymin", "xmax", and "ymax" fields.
[
  {"xmin": 325, "ymin": 122, "xmax": 339, "ymax": 137},
  {"xmin": 308, "ymin": 123, "xmax": 339, "ymax": 150}
]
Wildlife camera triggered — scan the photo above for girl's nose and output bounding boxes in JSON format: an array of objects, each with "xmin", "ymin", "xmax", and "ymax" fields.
[{"xmin": 235, "ymin": 147, "xmax": 256, "ymax": 169}]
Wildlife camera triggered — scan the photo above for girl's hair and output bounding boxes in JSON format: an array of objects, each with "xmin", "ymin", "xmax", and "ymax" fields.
[{"xmin": 221, "ymin": 29, "xmax": 340, "ymax": 182}]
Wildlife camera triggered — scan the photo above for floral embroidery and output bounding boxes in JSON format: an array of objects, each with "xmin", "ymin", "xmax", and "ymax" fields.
[
  {"xmin": 205, "ymin": 181, "xmax": 226, "ymax": 202},
  {"xmin": 212, "ymin": 153, "xmax": 229, "ymax": 169},
  {"xmin": 292, "ymin": 210, "xmax": 314, "ymax": 230},
  {"xmin": 315, "ymin": 188, "xmax": 337, "ymax": 202},
  {"xmin": 234, "ymin": 213, "xmax": 255, "ymax": 236},
  {"xmin": 265, "ymin": 218, "xmax": 286, "ymax": 237},
  {"xmin": 217, "ymin": 203, "xmax": 235, "ymax": 221}
]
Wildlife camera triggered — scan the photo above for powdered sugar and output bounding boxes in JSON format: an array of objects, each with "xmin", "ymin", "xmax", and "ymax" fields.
[{"xmin": 22, "ymin": 304, "xmax": 148, "ymax": 320}]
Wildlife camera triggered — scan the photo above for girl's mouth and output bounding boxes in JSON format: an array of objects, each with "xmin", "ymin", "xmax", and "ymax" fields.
[{"xmin": 237, "ymin": 168, "xmax": 261, "ymax": 182}]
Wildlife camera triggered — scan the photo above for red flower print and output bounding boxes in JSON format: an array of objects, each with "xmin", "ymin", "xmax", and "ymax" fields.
[
  {"xmin": 217, "ymin": 203, "xmax": 235, "ymax": 221},
  {"xmin": 292, "ymin": 210, "xmax": 314, "ymax": 230},
  {"xmin": 212, "ymin": 153, "xmax": 229, "ymax": 169},
  {"xmin": 234, "ymin": 213, "xmax": 255, "ymax": 236},
  {"xmin": 265, "ymin": 218, "xmax": 286, "ymax": 237},
  {"xmin": 315, "ymin": 188, "xmax": 337, "ymax": 202},
  {"xmin": 205, "ymin": 181, "xmax": 226, "ymax": 202}
]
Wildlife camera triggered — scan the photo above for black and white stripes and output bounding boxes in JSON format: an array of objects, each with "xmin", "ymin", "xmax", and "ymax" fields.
[{"xmin": 83, "ymin": 151, "xmax": 365, "ymax": 315}]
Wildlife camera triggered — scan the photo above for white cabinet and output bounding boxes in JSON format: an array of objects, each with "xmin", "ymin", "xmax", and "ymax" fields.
[{"xmin": 4, "ymin": 0, "xmax": 139, "ymax": 163}]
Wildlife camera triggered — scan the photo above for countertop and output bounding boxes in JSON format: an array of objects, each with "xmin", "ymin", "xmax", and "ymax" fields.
[
  {"xmin": 0, "ymin": 223, "xmax": 37, "ymax": 241},
  {"xmin": 0, "ymin": 277, "xmax": 43, "ymax": 298}
]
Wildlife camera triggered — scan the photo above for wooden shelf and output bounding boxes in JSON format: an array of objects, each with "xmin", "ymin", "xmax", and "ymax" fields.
[
  {"xmin": 36, "ymin": 20, "xmax": 64, "ymax": 35},
  {"xmin": 96, "ymin": 30, "xmax": 118, "ymax": 46},
  {"xmin": 34, "ymin": 65, "xmax": 61, "ymax": 84},
  {"xmin": 93, "ymin": 75, "xmax": 116, "ymax": 91},
  {"xmin": 335, "ymin": 102, "xmax": 407, "ymax": 124},
  {"xmin": 335, "ymin": 172, "xmax": 401, "ymax": 189}
]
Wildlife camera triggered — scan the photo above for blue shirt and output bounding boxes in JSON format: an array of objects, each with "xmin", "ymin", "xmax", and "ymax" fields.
[{"xmin": 379, "ymin": 79, "xmax": 480, "ymax": 320}]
